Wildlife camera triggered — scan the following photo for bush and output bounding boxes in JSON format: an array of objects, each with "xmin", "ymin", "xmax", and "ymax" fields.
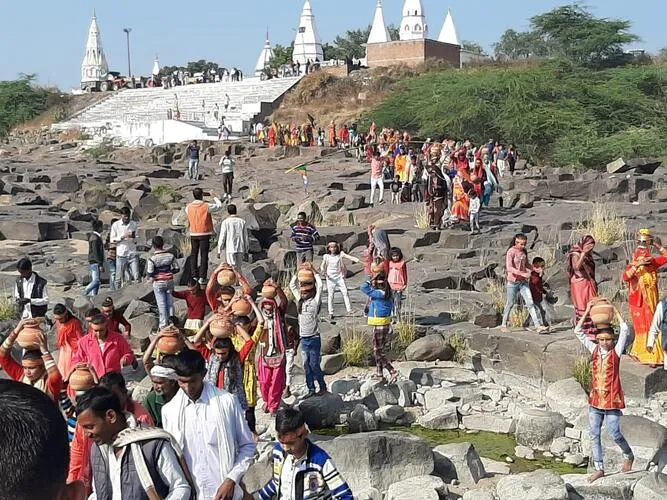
[
  {"xmin": 0, "ymin": 296, "xmax": 18, "ymax": 321},
  {"xmin": 0, "ymin": 75, "xmax": 51, "ymax": 137},
  {"xmin": 448, "ymin": 332, "xmax": 469, "ymax": 364},
  {"xmin": 575, "ymin": 203, "xmax": 627, "ymax": 245},
  {"xmin": 85, "ymin": 143, "xmax": 115, "ymax": 159},
  {"xmin": 509, "ymin": 306, "xmax": 529, "ymax": 328},
  {"xmin": 152, "ymin": 184, "xmax": 181, "ymax": 203},
  {"xmin": 341, "ymin": 326, "xmax": 372, "ymax": 367},
  {"xmin": 414, "ymin": 204, "xmax": 430, "ymax": 230},
  {"xmin": 573, "ymin": 356, "xmax": 592, "ymax": 392},
  {"xmin": 486, "ymin": 280, "xmax": 506, "ymax": 314},
  {"xmin": 394, "ymin": 309, "xmax": 416, "ymax": 351}
]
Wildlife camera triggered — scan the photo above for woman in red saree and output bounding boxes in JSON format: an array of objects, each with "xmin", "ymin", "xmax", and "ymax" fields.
[
  {"xmin": 623, "ymin": 229, "xmax": 667, "ymax": 365},
  {"xmin": 567, "ymin": 235, "xmax": 598, "ymax": 339},
  {"xmin": 267, "ymin": 123, "xmax": 277, "ymax": 147}
]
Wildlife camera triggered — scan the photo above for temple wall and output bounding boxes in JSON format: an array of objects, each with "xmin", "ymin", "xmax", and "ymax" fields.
[{"xmin": 366, "ymin": 39, "xmax": 460, "ymax": 68}]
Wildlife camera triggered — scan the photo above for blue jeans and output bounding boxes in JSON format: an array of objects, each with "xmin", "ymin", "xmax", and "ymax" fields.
[
  {"xmin": 501, "ymin": 281, "xmax": 542, "ymax": 328},
  {"xmin": 84, "ymin": 263, "xmax": 101, "ymax": 296},
  {"xmin": 589, "ymin": 407, "xmax": 633, "ymax": 471},
  {"xmin": 115, "ymin": 254, "xmax": 140, "ymax": 289},
  {"xmin": 153, "ymin": 280, "xmax": 174, "ymax": 328},
  {"xmin": 302, "ymin": 335, "xmax": 326, "ymax": 392},
  {"xmin": 107, "ymin": 260, "xmax": 116, "ymax": 291},
  {"xmin": 188, "ymin": 159, "xmax": 199, "ymax": 180}
]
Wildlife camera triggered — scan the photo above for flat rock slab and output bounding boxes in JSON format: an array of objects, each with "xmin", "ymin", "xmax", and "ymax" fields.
[{"xmin": 563, "ymin": 471, "xmax": 647, "ymax": 500}]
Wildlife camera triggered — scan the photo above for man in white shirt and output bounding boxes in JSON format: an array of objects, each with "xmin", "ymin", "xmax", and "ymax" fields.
[
  {"xmin": 13, "ymin": 257, "xmax": 49, "ymax": 319},
  {"xmin": 77, "ymin": 386, "xmax": 192, "ymax": 500},
  {"xmin": 109, "ymin": 207, "xmax": 140, "ymax": 289},
  {"xmin": 219, "ymin": 150, "xmax": 236, "ymax": 201},
  {"xmin": 216, "ymin": 204, "xmax": 249, "ymax": 271},
  {"xmin": 163, "ymin": 349, "xmax": 256, "ymax": 500},
  {"xmin": 647, "ymin": 298, "xmax": 667, "ymax": 370}
]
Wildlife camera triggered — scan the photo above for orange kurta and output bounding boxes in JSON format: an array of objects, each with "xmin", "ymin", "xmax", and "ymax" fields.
[
  {"xmin": 623, "ymin": 248, "xmax": 667, "ymax": 365},
  {"xmin": 589, "ymin": 346, "xmax": 625, "ymax": 410},
  {"xmin": 451, "ymin": 177, "xmax": 470, "ymax": 221}
]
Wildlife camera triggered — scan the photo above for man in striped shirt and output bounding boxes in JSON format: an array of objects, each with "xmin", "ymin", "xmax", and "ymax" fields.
[
  {"xmin": 290, "ymin": 212, "xmax": 320, "ymax": 263},
  {"xmin": 248, "ymin": 407, "xmax": 353, "ymax": 500},
  {"xmin": 146, "ymin": 236, "xmax": 179, "ymax": 329}
]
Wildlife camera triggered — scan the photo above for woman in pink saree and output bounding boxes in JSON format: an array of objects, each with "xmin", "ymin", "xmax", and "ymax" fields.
[{"xmin": 567, "ymin": 235, "xmax": 598, "ymax": 339}]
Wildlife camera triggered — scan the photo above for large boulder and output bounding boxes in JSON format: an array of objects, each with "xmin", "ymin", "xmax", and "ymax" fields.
[
  {"xmin": 496, "ymin": 470, "xmax": 568, "ymax": 500},
  {"xmin": 424, "ymin": 387, "xmax": 455, "ymax": 411},
  {"xmin": 53, "ymin": 173, "xmax": 81, "ymax": 193},
  {"xmin": 418, "ymin": 404, "xmax": 459, "ymax": 430},
  {"xmin": 318, "ymin": 431, "xmax": 434, "ymax": 493},
  {"xmin": 409, "ymin": 366, "xmax": 478, "ymax": 386},
  {"xmin": 563, "ymin": 471, "xmax": 647, "ymax": 500},
  {"xmin": 297, "ymin": 392, "xmax": 344, "ymax": 429},
  {"xmin": 320, "ymin": 353, "xmax": 346, "ymax": 375},
  {"xmin": 545, "ymin": 377, "xmax": 588, "ymax": 424},
  {"xmin": 127, "ymin": 313, "xmax": 159, "ymax": 340},
  {"xmin": 514, "ymin": 408, "xmax": 566, "ymax": 450},
  {"xmin": 348, "ymin": 404, "xmax": 378, "ymax": 432},
  {"xmin": 405, "ymin": 334, "xmax": 455, "ymax": 362},
  {"xmin": 433, "ymin": 442, "xmax": 486, "ymax": 486},
  {"xmin": 633, "ymin": 472, "xmax": 667, "ymax": 500},
  {"xmin": 0, "ymin": 219, "xmax": 69, "ymax": 241},
  {"xmin": 462, "ymin": 414, "xmax": 516, "ymax": 434},
  {"xmin": 386, "ymin": 475, "xmax": 447, "ymax": 500}
]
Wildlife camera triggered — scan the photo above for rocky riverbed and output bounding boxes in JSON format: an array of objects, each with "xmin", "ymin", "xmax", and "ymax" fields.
[{"xmin": 1, "ymin": 137, "xmax": 667, "ymax": 498}]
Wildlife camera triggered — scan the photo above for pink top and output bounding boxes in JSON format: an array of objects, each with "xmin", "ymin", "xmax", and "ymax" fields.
[
  {"xmin": 371, "ymin": 158, "xmax": 383, "ymax": 178},
  {"xmin": 71, "ymin": 331, "xmax": 136, "ymax": 377},
  {"xmin": 506, "ymin": 246, "xmax": 529, "ymax": 283},
  {"xmin": 388, "ymin": 260, "xmax": 408, "ymax": 291}
]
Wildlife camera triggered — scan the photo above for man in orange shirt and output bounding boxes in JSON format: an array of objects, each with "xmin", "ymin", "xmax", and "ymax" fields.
[{"xmin": 185, "ymin": 187, "xmax": 222, "ymax": 285}]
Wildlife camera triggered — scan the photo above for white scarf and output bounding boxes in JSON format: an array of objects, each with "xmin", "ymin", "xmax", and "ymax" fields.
[
  {"xmin": 23, "ymin": 375, "xmax": 47, "ymax": 395},
  {"xmin": 163, "ymin": 382, "xmax": 242, "ymax": 499}
]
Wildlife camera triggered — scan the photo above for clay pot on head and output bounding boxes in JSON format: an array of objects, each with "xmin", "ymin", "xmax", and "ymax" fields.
[
  {"xmin": 217, "ymin": 268, "xmax": 237, "ymax": 287},
  {"xmin": 209, "ymin": 316, "xmax": 235, "ymax": 338},
  {"xmin": 261, "ymin": 284, "xmax": 277, "ymax": 299},
  {"xmin": 156, "ymin": 326, "xmax": 185, "ymax": 355},
  {"xmin": 231, "ymin": 299, "xmax": 252, "ymax": 317},
  {"xmin": 297, "ymin": 268, "xmax": 315, "ymax": 284},
  {"xmin": 17, "ymin": 319, "xmax": 44, "ymax": 350},
  {"xmin": 589, "ymin": 297, "xmax": 614, "ymax": 326},
  {"xmin": 370, "ymin": 260, "xmax": 386, "ymax": 276},
  {"xmin": 69, "ymin": 365, "xmax": 97, "ymax": 392}
]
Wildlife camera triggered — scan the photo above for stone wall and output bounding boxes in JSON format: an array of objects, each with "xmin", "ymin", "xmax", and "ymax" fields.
[{"xmin": 367, "ymin": 39, "xmax": 460, "ymax": 68}]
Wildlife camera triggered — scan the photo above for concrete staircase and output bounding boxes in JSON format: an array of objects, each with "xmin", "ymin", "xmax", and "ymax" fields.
[{"xmin": 53, "ymin": 76, "xmax": 302, "ymax": 141}]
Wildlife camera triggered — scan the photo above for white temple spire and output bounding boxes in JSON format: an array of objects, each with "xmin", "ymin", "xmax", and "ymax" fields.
[
  {"xmin": 438, "ymin": 8, "xmax": 461, "ymax": 46},
  {"xmin": 292, "ymin": 0, "xmax": 324, "ymax": 65},
  {"xmin": 400, "ymin": 0, "xmax": 427, "ymax": 41},
  {"xmin": 81, "ymin": 12, "xmax": 109, "ymax": 86},
  {"xmin": 367, "ymin": 0, "xmax": 391, "ymax": 44},
  {"xmin": 152, "ymin": 54, "xmax": 160, "ymax": 76},
  {"xmin": 255, "ymin": 28, "xmax": 275, "ymax": 76}
]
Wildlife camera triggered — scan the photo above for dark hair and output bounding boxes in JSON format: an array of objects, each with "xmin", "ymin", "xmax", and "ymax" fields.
[
  {"xmin": 16, "ymin": 257, "xmax": 32, "ymax": 272},
  {"xmin": 508, "ymin": 233, "xmax": 528, "ymax": 251},
  {"xmin": 102, "ymin": 297, "xmax": 114, "ymax": 308},
  {"xmin": 173, "ymin": 349, "xmax": 206, "ymax": 377},
  {"xmin": 152, "ymin": 235, "xmax": 164, "ymax": 249},
  {"xmin": 22, "ymin": 349, "xmax": 43, "ymax": 362},
  {"xmin": 193, "ymin": 188, "xmax": 203, "ymax": 200},
  {"xmin": 275, "ymin": 407, "xmax": 306, "ymax": 435},
  {"xmin": 0, "ymin": 380, "xmax": 70, "ymax": 500},
  {"xmin": 220, "ymin": 285, "xmax": 235, "ymax": 296},
  {"xmin": 372, "ymin": 272, "xmax": 392, "ymax": 300},
  {"xmin": 227, "ymin": 204, "xmax": 237, "ymax": 215},
  {"xmin": 120, "ymin": 207, "xmax": 131, "ymax": 217},
  {"xmin": 86, "ymin": 307, "xmax": 101, "ymax": 317},
  {"xmin": 76, "ymin": 386, "xmax": 124, "ymax": 419},
  {"xmin": 532, "ymin": 257, "xmax": 546, "ymax": 267},
  {"xmin": 213, "ymin": 337, "xmax": 235, "ymax": 351},
  {"xmin": 390, "ymin": 247, "xmax": 403, "ymax": 261},
  {"xmin": 99, "ymin": 371, "xmax": 127, "ymax": 393},
  {"xmin": 160, "ymin": 354, "xmax": 178, "ymax": 370},
  {"xmin": 297, "ymin": 211, "xmax": 307, "ymax": 219},
  {"xmin": 91, "ymin": 314, "xmax": 107, "ymax": 326},
  {"xmin": 92, "ymin": 219, "xmax": 104, "ymax": 232},
  {"xmin": 53, "ymin": 303, "xmax": 68, "ymax": 316}
]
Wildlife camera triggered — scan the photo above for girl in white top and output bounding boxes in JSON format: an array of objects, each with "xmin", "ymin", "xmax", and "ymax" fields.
[{"xmin": 320, "ymin": 242, "xmax": 360, "ymax": 320}]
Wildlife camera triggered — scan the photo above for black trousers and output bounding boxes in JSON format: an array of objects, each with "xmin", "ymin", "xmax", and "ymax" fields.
[
  {"xmin": 223, "ymin": 172, "xmax": 234, "ymax": 196},
  {"xmin": 190, "ymin": 236, "xmax": 211, "ymax": 281}
]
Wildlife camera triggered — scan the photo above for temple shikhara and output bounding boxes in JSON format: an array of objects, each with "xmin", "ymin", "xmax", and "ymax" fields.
[{"xmin": 80, "ymin": 11, "xmax": 109, "ymax": 92}]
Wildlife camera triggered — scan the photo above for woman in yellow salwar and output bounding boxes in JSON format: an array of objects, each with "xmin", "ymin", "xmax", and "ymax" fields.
[{"xmin": 623, "ymin": 229, "xmax": 667, "ymax": 366}]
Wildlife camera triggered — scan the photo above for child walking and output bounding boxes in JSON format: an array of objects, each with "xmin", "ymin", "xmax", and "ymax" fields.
[
  {"xmin": 320, "ymin": 242, "xmax": 360, "ymax": 320},
  {"xmin": 390, "ymin": 175, "xmax": 401, "ymax": 204},
  {"xmin": 469, "ymin": 191, "xmax": 481, "ymax": 234},
  {"xmin": 172, "ymin": 278, "xmax": 208, "ymax": 338},
  {"xmin": 575, "ymin": 301, "xmax": 634, "ymax": 483},
  {"xmin": 500, "ymin": 233, "xmax": 548, "ymax": 334},
  {"xmin": 361, "ymin": 272, "xmax": 399, "ymax": 383},
  {"xmin": 387, "ymin": 247, "xmax": 408, "ymax": 321},
  {"xmin": 527, "ymin": 257, "xmax": 549, "ymax": 327}
]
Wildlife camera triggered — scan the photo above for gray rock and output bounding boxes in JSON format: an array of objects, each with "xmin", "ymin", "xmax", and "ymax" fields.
[
  {"xmin": 473, "ymin": 310, "xmax": 501, "ymax": 328},
  {"xmin": 462, "ymin": 490, "xmax": 495, "ymax": 500},
  {"xmin": 54, "ymin": 173, "xmax": 81, "ymax": 193},
  {"xmin": 298, "ymin": 392, "xmax": 344, "ymax": 429},
  {"xmin": 549, "ymin": 436, "xmax": 572, "ymax": 457},
  {"xmin": 424, "ymin": 387, "xmax": 455, "ymax": 411},
  {"xmin": 375, "ymin": 405, "xmax": 405, "ymax": 424},
  {"xmin": 127, "ymin": 313, "xmax": 159, "ymax": 340},
  {"xmin": 633, "ymin": 472, "xmax": 667, "ymax": 500},
  {"xmin": 386, "ymin": 475, "xmax": 447, "ymax": 500},
  {"xmin": 242, "ymin": 445, "xmax": 274, "ymax": 493},
  {"xmin": 405, "ymin": 334, "xmax": 454, "ymax": 362},
  {"xmin": 480, "ymin": 457, "xmax": 510, "ymax": 475},
  {"xmin": 344, "ymin": 194, "xmax": 365, "ymax": 210},
  {"xmin": 515, "ymin": 445, "xmax": 535, "ymax": 460},
  {"xmin": 496, "ymin": 470, "xmax": 568, "ymax": 500},
  {"xmin": 320, "ymin": 329, "xmax": 341, "ymax": 354},
  {"xmin": 0, "ymin": 219, "xmax": 69, "ymax": 241},
  {"xmin": 418, "ymin": 404, "xmax": 459, "ymax": 430},
  {"xmin": 363, "ymin": 384, "xmax": 399, "ymax": 410},
  {"xmin": 563, "ymin": 471, "xmax": 648, "ymax": 500},
  {"xmin": 514, "ymin": 408, "xmax": 566, "ymax": 450},
  {"xmin": 545, "ymin": 377, "xmax": 588, "ymax": 424},
  {"xmin": 349, "ymin": 404, "xmax": 378, "ymax": 432},
  {"xmin": 355, "ymin": 487, "xmax": 382, "ymax": 500},
  {"xmin": 46, "ymin": 269, "xmax": 77, "ymax": 285},
  {"xmin": 433, "ymin": 441, "xmax": 486, "ymax": 486},
  {"xmin": 563, "ymin": 453, "xmax": 584, "ymax": 466},
  {"xmin": 409, "ymin": 366, "xmax": 478, "ymax": 386},
  {"xmin": 320, "ymin": 353, "xmax": 346, "ymax": 375},
  {"xmin": 331, "ymin": 378, "xmax": 361, "ymax": 396},
  {"xmin": 462, "ymin": 414, "xmax": 515, "ymax": 434},
  {"xmin": 396, "ymin": 379, "xmax": 416, "ymax": 407},
  {"xmin": 318, "ymin": 431, "xmax": 434, "ymax": 493}
]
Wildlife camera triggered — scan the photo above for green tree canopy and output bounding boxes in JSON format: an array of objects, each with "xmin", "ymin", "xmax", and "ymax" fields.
[
  {"xmin": 162, "ymin": 60, "xmax": 221, "ymax": 75},
  {"xmin": 0, "ymin": 74, "xmax": 50, "ymax": 137},
  {"xmin": 268, "ymin": 43, "xmax": 294, "ymax": 69},
  {"xmin": 462, "ymin": 41, "xmax": 487, "ymax": 56}
]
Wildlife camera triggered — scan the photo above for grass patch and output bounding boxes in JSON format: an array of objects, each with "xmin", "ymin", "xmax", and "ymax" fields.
[
  {"xmin": 573, "ymin": 356, "xmax": 593, "ymax": 392},
  {"xmin": 321, "ymin": 212, "xmax": 358, "ymax": 227},
  {"xmin": 486, "ymin": 280, "xmax": 506, "ymax": 314},
  {"xmin": 341, "ymin": 325, "xmax": 372, "ymax": 367},
  {"xmin": 0, "ymin": 296, "xmax": 18, "ymax": 321},
  {"xmin": 152, "ymin": 184, "xmax": 181, "ymax": 203},
  {"xmin": 85, "ymin": 143, "xmax": 115, "ymax": 159},
  {"xmin": 509, "ymin": 306, "xmax": 530, "ymax": 328},
  {"xmin": 394, "ymin": 308, "xmax": 417, "ymax": 351},
  {"xmin": 414, "ymin": 204, "xmax": 430, "ymax": 230},
  {"xmin": 448, "ymin": 332, "xmax": 469, "ymax": 364},
  {"xmin": 247, "ymin": 181, "xmax": 262, "ymax": 201},
  {"xmin": 172, "ymin": 233, "xmax": 192, "ymax": 257},
  {"xmin": 574, "ymin": 203, "xmax": 627, "ymax": 246}
]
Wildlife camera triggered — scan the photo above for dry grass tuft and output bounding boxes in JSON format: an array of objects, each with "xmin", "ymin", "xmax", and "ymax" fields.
[
  {"xmin": 448, "ymin": 332, "xmax": 469, "ymax": 364},
  {"xmin": 341, "ymin": 325, "xmax": 373, "ymax": 367},
  {"xmin": 575, "ymin": 203, "xmax": 627, "ymax": 246},
  {"xmin": 414, "ymin": 204, "xmax": 430, "ymax": 230},
  {"xmin": 509, "ymin": 306, "xmax": 529, "ymax": 328},
  {"xmin": 394, "ymin": 308, "xmax": 417, "ymax": 351},
  {"xmin": 0, "ymin": 296, "xmax": 18, "ymax": 321},
  {"xmin": 173, "ymin": 234, "xmax": 192, "ymax": 257},
  {"xmin": 247, "ymin": 181, "xmax": 262, "ymax": 201},
  {"xmin": 573, "ymin": 356, "xmax": 592, "ymax": 392},
  {"xmin": 486, "ymin": 280, "xmax": 506, "ymax": 314}
]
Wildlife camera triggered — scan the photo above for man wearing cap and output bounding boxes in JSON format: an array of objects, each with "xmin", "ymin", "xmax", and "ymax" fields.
[{"xmin": 574, "ymin": 301, "xmax": 634, "ymax": 483}]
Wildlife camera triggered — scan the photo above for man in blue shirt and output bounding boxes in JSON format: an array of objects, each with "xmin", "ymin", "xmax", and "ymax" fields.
[{"xmin": 186, "ymin": 140, "xmax": 200, "ymax": 180}]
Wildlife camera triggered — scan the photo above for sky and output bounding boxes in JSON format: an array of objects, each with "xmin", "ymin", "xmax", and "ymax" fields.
[{"xmin": 0, "ymin": 0, "xmax": 662, "ymax": 90}]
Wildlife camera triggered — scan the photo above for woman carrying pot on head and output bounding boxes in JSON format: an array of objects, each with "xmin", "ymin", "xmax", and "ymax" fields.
[{"xmin": 567, "ymin": 235, "xmax": 599, "ymax": 340}]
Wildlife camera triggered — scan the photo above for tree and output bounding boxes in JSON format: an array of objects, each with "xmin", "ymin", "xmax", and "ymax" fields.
[
  {"xmin": 268, "ymin": 43, "xmax": 294, "ymax": 69},
  {"xmin": 462, "ymin": 41, "xmax": 486, "ymax": 56},
  {"xmin": 494, "ymin": 29, "xmax": 551, "ymax": 60},
  {"xmin": 161, "ymin": 60, "xmax": 221, "ymax": 75},
  {"xmin": 387, "ymin": 24, "xmax": 400, "ymax": 41},
  {"xmin": 530, "ymin": 5, "xmax": 638, "ymax": 68},
  {"xmin": 0, "ymin": 74, "xmax": 50, "ymax": 137}
]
